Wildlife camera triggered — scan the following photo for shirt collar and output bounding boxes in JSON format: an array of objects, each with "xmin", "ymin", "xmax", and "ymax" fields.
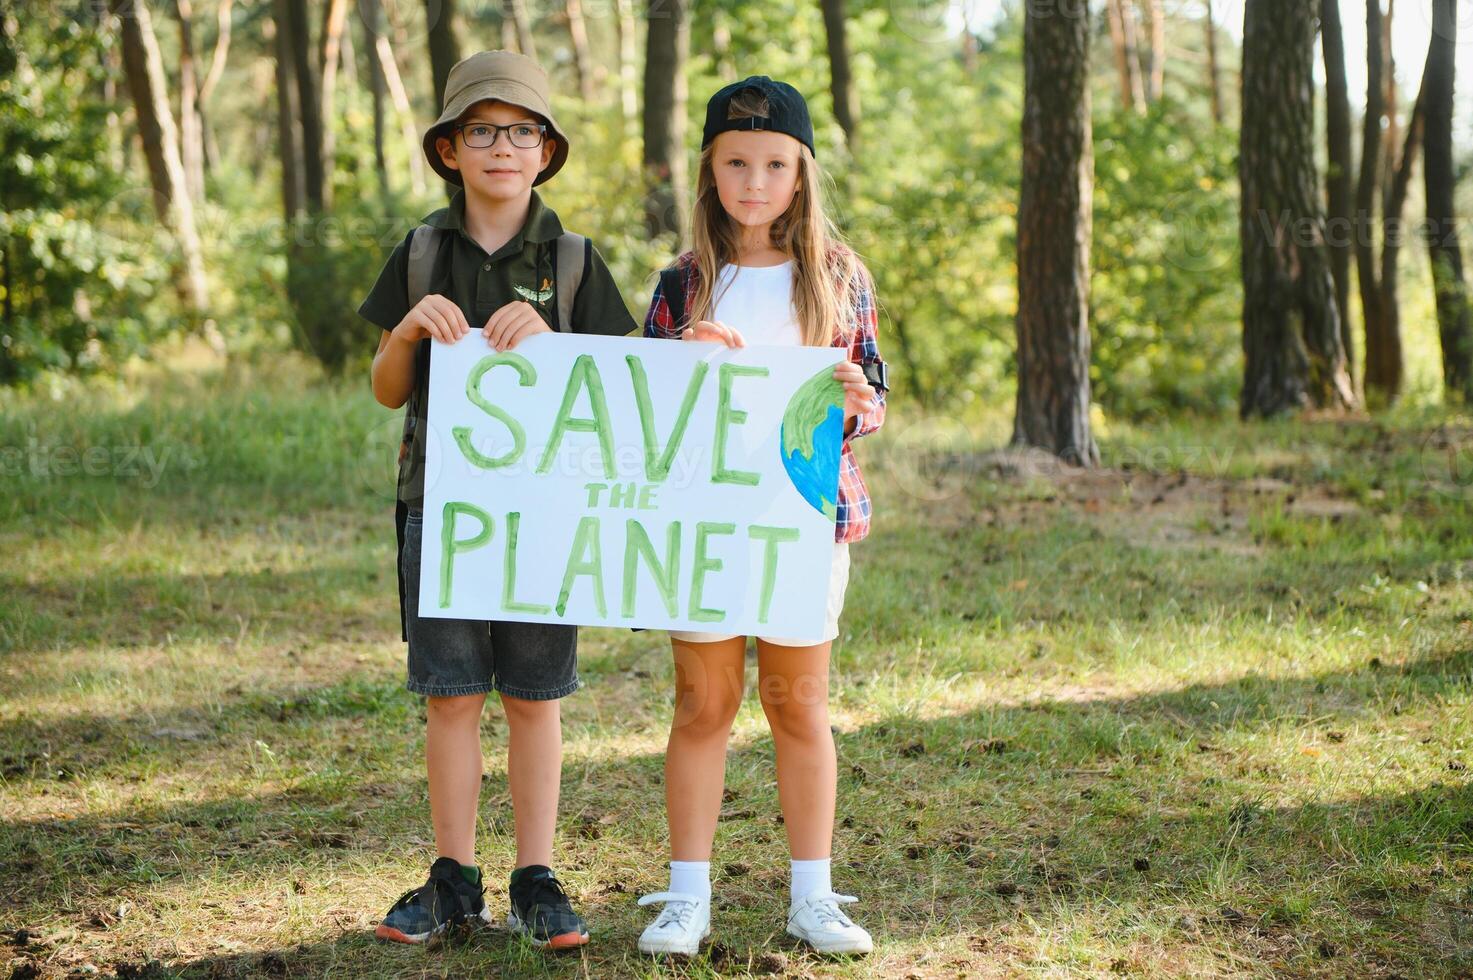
[{"xmin": 422, "ymin": 189, "xmax": 564, "ymax": 255}]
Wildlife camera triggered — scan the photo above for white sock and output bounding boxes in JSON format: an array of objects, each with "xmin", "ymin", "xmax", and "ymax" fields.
[
  {"xmin": 669, "ymin": 860, "xmax": 711, "ymax": 901},
  {"xmin": 790, "ymin": 857, "xmax": 832, "ymax": 904}
]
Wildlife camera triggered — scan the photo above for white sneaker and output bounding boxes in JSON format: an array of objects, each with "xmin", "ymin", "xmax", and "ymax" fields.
[
  {"xmin": 637, "ymin": 891, "xmax": 710, "ymax": 956},
  {"xmin": 786, "ymin": 891, "xmax": 873, "ymax": 954}
]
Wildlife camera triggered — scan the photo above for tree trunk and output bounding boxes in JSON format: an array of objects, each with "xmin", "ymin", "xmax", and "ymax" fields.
[
  {"xmin": 338, "ymin": 4, "xmax": 358, "ymax": 90},
  {"xmin": 1012, "ymin": 0, "xmax": 1098, "ymax": 466},
  {"xmin": 615, "ymin": 0, "xmax": 638, "ymax": 122},
  {"xmin": 271, "ymin": 0, "xmax": 304, "ymax": 221},
  {"xmin": 110, "ymin": 0, "xmax": 209, "ymax": 318},
  {"xmin": 819, "ymin": 0, "xmax": 859, "ymax": 151},
  {"xmin": 1423, "ymin": 0, "xmax": 1473, "ymax": 402},
  {"xmin": 423, "ymin": 0, "xmax": 461, "ymax": 197},
  {"xmin": 172, "ymin": 0, "xmax": 205, "ymax": 201},
  {"xmin": 1238, "ymin": 0, "xmax": 1354, "ymax": 418},
  {"xmin": 287, "ymin": 0, "xmax": 326, "ymax": 212},
  {"xmin": 1320, "ymin": 0, "xmax": 1354, "ymax": 368},
  {"xmin": 197, "ymin": 0, "xmax": 233, "ymax": 171},
  {"xmin": 1143, "ymin": 0, "xmax": 1164, "ymax": 102},
  {"xmin": 1204, "ymin": 0, "xmax": 1222, "ymax": 124},
  {"xmin": 318, "ymin": 0, "xmax": 349, "ymax": 183},
  {"xmin": 1106, "ymin": 0, "xmax": 1144, "ymax": 112},
  {"xmin": 507, "ymin": 0, "xmax": 536, "ymax": 60},
  {"xmin": 642, "ymin": 0, "xmax": 689, "ymax": 241},
  {"xmin": 1374, "ymin": 87, "xmax": 1423, "ymax": 406},
  {"xmin": 1358, "ymin": 0, "xmax": 1410, "ymax": 405},
  {"xmin": 250, "ymin": 47, "xmax": 273, "ymax": 180},
  {"xmin": 373, "ymin": 20, "xmax": 426, "ymax": 195},
  {"xmin": 565, "ymin": 0, "xmax": 597, "ymax": 101},
  {"xmin": 1355, "ymin": 0, "xmax": 1386, "ymax": 400},
  {"xmin": 361, "ymin": 0, "xmax": 390, "ymax": 199},
  {"xmin": 1382, "ymin": 0, "xmax": 1399, "ymax": 182},
  {"xmin": 424, "ymin": 0, "xmax": 461, "ymax": 109}
]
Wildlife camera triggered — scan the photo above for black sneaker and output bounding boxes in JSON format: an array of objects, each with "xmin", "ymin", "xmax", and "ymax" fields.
[
  {"xmin": 374, "ymin": 857, "xmax": 492, "ymax": 944},
  {"xmin": 506, "ymin": 865, "xmax": 590, "ymax": 949}
]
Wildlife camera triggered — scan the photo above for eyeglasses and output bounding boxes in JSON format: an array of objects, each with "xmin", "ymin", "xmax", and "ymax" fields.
[{"xmin": 456, "ymin": 122, "xmax": 547, "ymax": 149}]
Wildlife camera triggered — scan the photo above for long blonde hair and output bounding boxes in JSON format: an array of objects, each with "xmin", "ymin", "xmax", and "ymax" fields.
[{"xmin": 690, "ymin": 89, "xmax": 858, "ymax": 347}]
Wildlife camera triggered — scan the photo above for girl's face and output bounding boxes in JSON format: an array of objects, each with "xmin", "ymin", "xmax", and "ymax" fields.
[
  {"xmin": 436, "ymin": 100, "xmax": 556, "ymax": 202},
  {"xmin": 710, "ymin": 130, "xmax": 802, "ymax": 235}
]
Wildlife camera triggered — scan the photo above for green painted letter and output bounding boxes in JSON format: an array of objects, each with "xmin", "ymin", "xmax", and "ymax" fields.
[
  {"xmin": 627, "ymin": 354, "xmax": 709, "ymax": 482},
  {"xmin": 713, "ymin": 363, "xmax": 768, "ymax": 486},
  {"xmin": 453, "ymin": 352, "xmax": 536, "ymax": 469},
  {"xmin": 688, "ymin": 521, "xmax": 736, "ymax": 622},
  {"xmin": 748, "ymin": 525, "xmax": 800, "ymax": 624},
  {"xmin": 623, "ymin": 519, "xmax": 680, "ymax": 617},
  {"xmin": 502, "ymin": 512, "xmax": 551, "ymax": 614},
  {"xmin": 439, "ymin": 501, "xmax": 494, "ymax": 608},
  {"xmin": 555, "ymin": 515, "xmax": 607, "ymax": 617},
  {"xmin": 537, "ymin": 354, "xmax": 616, "ymax": 478}
]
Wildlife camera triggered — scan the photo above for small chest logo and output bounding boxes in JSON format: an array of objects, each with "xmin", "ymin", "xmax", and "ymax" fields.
[{"xmin": 514, "ymin": 277, "xmax": 553, "ymax": 305}]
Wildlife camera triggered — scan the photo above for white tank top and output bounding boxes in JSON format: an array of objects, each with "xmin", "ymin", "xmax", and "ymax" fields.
[{"xmin": 710, "ymin": 261, "xmax": 801, "ymax": 347}]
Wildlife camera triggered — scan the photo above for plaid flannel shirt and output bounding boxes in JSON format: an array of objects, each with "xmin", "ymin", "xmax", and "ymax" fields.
[{"xmin": 642, "ymin": 249, "xmax": 887, "ymax": 543}]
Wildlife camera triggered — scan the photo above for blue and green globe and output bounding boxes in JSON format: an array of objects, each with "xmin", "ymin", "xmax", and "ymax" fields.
[{"xmin": 779, "ymin": 366, "xmax": 846, "ymax": 522}]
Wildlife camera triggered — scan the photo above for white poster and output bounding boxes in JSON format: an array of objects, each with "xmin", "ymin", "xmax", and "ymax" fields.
[{"xmin": 417, "ymin": 332, "xmax": 846, "ymax": 641}]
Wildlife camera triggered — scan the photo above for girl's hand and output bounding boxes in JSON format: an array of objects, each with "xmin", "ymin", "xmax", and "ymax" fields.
[
  {"xmin": 393, "ymin": 294, "xmax": 470, "ymax": 345},
  {"xmin": 483, "ymin": 301, "xmax": 552, "ymax": 351},
  {"xmin": 834, "ymin": 360, "xmax": 877, "ymax": 418},
  {"xmin": 683, "ymin": 319, "xmax": 746, "ymax": 348}
]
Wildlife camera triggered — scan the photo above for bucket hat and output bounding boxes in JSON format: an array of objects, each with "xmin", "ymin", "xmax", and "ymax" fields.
[{"xmin": 422, "ymin": 50, "xmax": 569, "ymax": 186}]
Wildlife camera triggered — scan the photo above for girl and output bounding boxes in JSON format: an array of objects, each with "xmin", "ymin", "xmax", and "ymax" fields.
[{"xmin": 636, "ymin": 76, "xmax": 888, "ymax": 957}]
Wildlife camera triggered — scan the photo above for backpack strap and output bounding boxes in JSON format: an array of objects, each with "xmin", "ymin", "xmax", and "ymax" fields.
[
  {"xmin": 554, "ymin": 232, "xmax": 587, "ymax": 332},
  {"xmin": 658, "ymin": 266, "xmax": 687, "ymax": 334},
  {"xmin": 406, "ymin": 224, "xmax": 443, "ymax": 308},
  {"xmin": 399, "ymin": 224, "xmax": 446, "ymax": 467},
  {"xmin": 397, "ymin": 224, "xmax": 446, "ymax": 642}
]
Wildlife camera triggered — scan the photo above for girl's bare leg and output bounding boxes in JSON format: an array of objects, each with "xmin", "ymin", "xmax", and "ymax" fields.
[
  {"xmin": 755, "ymin": 640, "xmax": 835, "ymax": 859},
  {"xmin": 665, "ymin": 637, "xmax": 748, "ymax": 860}
]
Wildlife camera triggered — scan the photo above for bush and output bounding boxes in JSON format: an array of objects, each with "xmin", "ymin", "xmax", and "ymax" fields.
[{"xmin": 0, "ymin": 10, "xmax": 171, "ymax": 386}]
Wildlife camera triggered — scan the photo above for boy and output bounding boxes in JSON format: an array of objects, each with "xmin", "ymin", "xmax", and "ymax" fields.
[{"xmin": 358, "ymin": 50, "xmax": 636, "ymax": 949}]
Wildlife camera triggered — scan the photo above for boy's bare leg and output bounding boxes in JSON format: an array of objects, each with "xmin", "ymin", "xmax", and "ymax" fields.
[
  {"xmin": 755, "ymin": 640, "xmax": 836, "ymax": 860},
  {"xmin": 500, "ymin": 693, "xmax": 562, "ymax": 868},
  {"xmin": 426, "ymin": 693, "xmax": 487, "ymax": 865},
  {"xmin": 665, "ymin": 637, "xmax": 748, "ymax": 860}
]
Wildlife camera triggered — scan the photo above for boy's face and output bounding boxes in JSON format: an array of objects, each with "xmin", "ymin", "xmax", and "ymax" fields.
[
  {"xmin": 435, "ymin": 100, "xmax": 556, "ymax": 201},
  {"xmin": 710, "ymin": 130, "xmax": 803, "ymax": 234}
]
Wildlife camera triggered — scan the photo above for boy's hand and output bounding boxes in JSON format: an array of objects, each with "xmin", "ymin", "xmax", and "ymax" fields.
[
  {"xmin": 834, "ymin": 360, "xmax": 877, "ymax": 418},
  {"xmin": 682, "ymin": 320, "xmax": 746, "ymax": 348},
  {"xmin": 393, "ymin": 294, "xmax": 470, "ymax": 345},
  {"xmin": 483, "ymin": 301, "xmax": 551, "ymax": 351}
]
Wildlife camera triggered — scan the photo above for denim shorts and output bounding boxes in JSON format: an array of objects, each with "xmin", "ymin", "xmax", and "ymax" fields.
[{"xmin": 400, "ymin": 509, "xmax": 580, "ymax": 700}]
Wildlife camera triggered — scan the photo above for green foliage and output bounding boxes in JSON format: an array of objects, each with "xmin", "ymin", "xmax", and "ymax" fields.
[
  {"xmin": 0, "ymin": 6, "xmax": 171, "ymax": 386},
  {"xmin": 1092, "ymin": 98, "xmax": 1242, "ymax": 418},
  {"xmin": 5, "ymin": 0, "xmax": 1417, "ymax": 422},
  {"xmin": 283, "ymin": 211, "xmax": 398, "ymax": 375},
  {"xmin": 541, "ymin": 98, "xmax": 682, "ymax": 318}
]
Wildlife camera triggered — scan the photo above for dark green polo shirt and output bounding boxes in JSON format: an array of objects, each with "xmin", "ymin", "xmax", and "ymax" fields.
[{"xmin": 358, "ymin": 189, "xmax": 638, "ymax": 511}]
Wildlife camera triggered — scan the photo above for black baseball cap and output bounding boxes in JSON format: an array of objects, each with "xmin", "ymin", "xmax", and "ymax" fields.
[{"xmin": 701, "ymin": 75, "xmax": 815, "ymax": 158}]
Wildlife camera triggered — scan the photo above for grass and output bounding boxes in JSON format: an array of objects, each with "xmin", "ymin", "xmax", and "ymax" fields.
[{"xmin": 3, "ymin": 355, "xmax": 1473, "ymax": 978}]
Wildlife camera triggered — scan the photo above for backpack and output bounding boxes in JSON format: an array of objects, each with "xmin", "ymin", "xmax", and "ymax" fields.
[
  {"xmin": 393, "ymin": 225, "xmax": 588, "ymax": 640},
  {"xmin": 658, "ymin": 265, "xmax": 688, "ymax": 333}
]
